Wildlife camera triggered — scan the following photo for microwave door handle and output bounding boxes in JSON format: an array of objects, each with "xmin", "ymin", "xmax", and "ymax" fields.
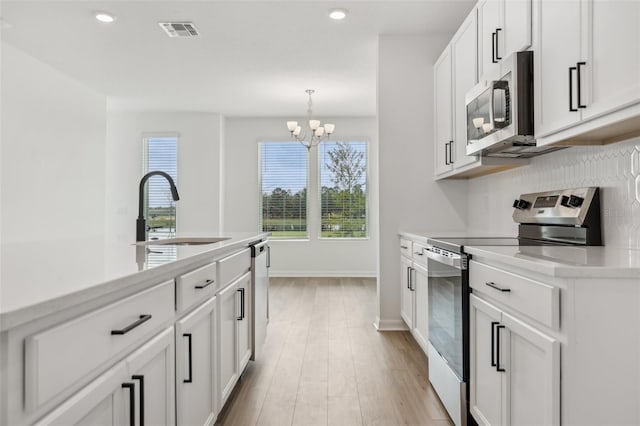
[{"xmin": 489, "ymin": 82, "xmax": 495, "ymax": 128}]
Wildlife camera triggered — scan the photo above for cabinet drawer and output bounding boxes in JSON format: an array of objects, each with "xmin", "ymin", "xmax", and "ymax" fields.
[
  {"xmin": 469, "ymin": 261, "xmax": 559, "ymax": 329},
  {"xmin": 218, "ymin": 248, "xmax": 251, "ymax": 288},
  {"xmin": 412, "ymin": 242, "xmax": 428, "ymax": 268},
  {"xmin": 400, "ymin": 238, "xmax": 412, "ymax": 258},
  {"xmin": 24, "ymin": 280, "xmax": 174, "ymax": 411},
  {"xmin": 176, "ymin": 262, "xmax": 217, "ymax": 313}
]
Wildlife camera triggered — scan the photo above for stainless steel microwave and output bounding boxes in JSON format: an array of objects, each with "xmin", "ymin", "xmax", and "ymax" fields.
[{"xmin": 464, "ymin": 51, "xmax": 560, "ymax": 158}]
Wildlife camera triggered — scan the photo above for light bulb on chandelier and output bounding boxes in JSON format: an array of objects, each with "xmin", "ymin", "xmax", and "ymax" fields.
[{"xmin": 286, "ymin": 89, "xmax": 335, "ymax": 150}]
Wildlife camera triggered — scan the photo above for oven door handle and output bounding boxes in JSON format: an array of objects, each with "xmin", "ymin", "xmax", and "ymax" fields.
[{"xmin": 423, "ymin": 248, "xmax": 464, "ymax": 270}]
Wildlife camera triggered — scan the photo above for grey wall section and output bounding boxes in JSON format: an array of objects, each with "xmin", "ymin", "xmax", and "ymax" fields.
[
  {"xmin": 1, "ymin": 42, "xmax": 106, "ymax": 243},
  {"xmin": 376, "ymin": 34, "xmax": 469, "ymax": 330}
]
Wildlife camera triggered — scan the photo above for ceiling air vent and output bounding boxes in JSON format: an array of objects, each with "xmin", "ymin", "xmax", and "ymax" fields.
[{"xmin": 158, "ymin": 22, "xmax": 199, "ymax": 38}]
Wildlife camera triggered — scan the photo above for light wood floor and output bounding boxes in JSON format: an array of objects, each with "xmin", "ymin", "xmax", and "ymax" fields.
[{"xmin": 215, "ymin": 277, "xmax": 453, "ymax": 426}]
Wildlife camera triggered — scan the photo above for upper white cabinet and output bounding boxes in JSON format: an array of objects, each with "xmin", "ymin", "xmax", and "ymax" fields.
[
  {"xmin": 478, "ymin": 0, "xmax": 532, "ymax": 82},
  {"xmin": 535, "ymin": 0, "xmax": 640, "ymax": 144},
  {"xmin": 434, "ymin": 8, "xmax": 528, "ymax": 180},
  {"xmin": 583, "ymin": 0, "xmax": 640, "ymax": 120},
  {"xmin": 434, "ymin": 45, "xmax": 454, "ymax": 176},
  {"xmin": 451, "ymin": 9, "xmax": 480, "ymax": 170}
]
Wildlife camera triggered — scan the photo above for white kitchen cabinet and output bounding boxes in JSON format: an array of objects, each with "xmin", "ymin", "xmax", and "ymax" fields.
[
  {"xmin": 400, "ymin": 254, "xmax": 414, "ymax": 330},
  {"xmin": 34, "ymin": 363, "xmax": 128, "ymax": 426},
  {"xmin": 435, "ymin": 9, "xmax": 526, "ymax": 180},
  {"xmin": 580, "ymin": 0, "xmax": 640, "ymax": 120},
  {"xmin": 534, "ymin": 0, "xmax": 583, "ymax": 137},
  {"xmin": 535, "ymin": 0, "xmax": 640, "ymax": 143},
  {"xmin": 434, "ymin": 45, "xmax": 454, "ymax": 176},
  {"xmin": 478, "ymin": 0, "xmax": 531, "ymax": 82},
  {"xmin": 411, "ymin": 262, "xmax": 429, "ymax": 353},
  {"xmin": 124, "ymin": 327, "xmax": 176, "ymax": 426},
  {"xmin": 35, "ymin": 328, "xmax": 175, "ymax": 426},
  {"xmin": 470, "ymin": 294, "xmax": 560, "ymax": 426},
  {"xmin": 236, "ymin": 273, "xmax": 252, "ymax": 375},
  {"xmin": 469, "ymin": 295, "xmax": 502, "ymax": 426},
  {"xmin": 451, "ymin": 8, "xmax": 480, "ymax": 169},
  {"xmin": 176, "ymin": 297, "xmax": 217, "ymax": 426},
  {"xmin": 399, "ymin": 238, "xmax": 429, "ymax": 355},
  {"xmin": 217, "ymin": 272, "xmax": 251, "ymax": 408}
]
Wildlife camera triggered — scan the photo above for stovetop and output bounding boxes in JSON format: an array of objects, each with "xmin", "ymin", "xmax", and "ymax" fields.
[{"xmin": 427, "ymin": 236, "xmax": 566, "ymax": 254}]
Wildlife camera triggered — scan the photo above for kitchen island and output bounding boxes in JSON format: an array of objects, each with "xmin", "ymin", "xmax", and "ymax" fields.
[{"xmin": 0, "ymin": 232, "xmax": 269, "ymax": 426}]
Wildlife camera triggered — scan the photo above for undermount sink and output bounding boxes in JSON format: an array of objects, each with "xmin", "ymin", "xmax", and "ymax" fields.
[{"xmin": 136, "ymin": 237, "xmax": 231, "ymax": 246}]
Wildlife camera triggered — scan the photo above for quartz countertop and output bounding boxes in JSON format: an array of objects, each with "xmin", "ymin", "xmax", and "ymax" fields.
[
  {"xmin": 0, "ymin": 232, "xmax": 268, "ymax": 331},
  {"xmin": 465, "ymin": 245, "xmax": 640, "ymax": 278}
]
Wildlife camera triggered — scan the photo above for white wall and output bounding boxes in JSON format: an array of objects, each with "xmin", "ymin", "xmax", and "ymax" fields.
[
  {"xmin": 224, "ymin": 117, "xmax": 378, "ymax": 276},
  {"xmin": 105, "ymin": 111, "xmax": 223, "ymax": 244},
  {"xmin": 1, "ymin": 42, "xmax": 106, "ymax": 243},
  {"xmin": 376, "ymin": 34, "xmax": 469, "ymax": 330},
  {"xmin": 468, "ymin": 137, "xmax": 640, "ymax": 250}
]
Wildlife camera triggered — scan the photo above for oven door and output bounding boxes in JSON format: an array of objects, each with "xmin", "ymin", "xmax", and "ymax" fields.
[{"xmin": 426, "ymin": 249, "xmax": 466, "ymax": 380}]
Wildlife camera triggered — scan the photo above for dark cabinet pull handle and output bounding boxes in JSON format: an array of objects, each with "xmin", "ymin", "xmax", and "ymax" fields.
[
  {"xmin": 444, "ymin": 142, "xmax": 449, "ymax": 165},
  {"xmin": 492, "ymin": 32, "xmax": 498, "ymax": 63},
  {"xmin": 407, "ymin": 267, "xmax": 411, "ymax": 289},
  {"xmin": 400, "ymin": 245, "xmax": 409, "ymax": 249},
  {"xmin": 496, "ymin": 325, "xmax": 506, "ymax": 372},
  {"xmin": 195, "ymin": 279, "xmax": 214, "ymax": 289},
  {"xmin": 132, "ymin": 375, "xmax": 145, "ymax": 426},
  {"xmin": 409, "ymin": 267, "xmax": 415, "ymax": 292},
  {"xmin": 449, "ymin": 141, "xmax": 454, "ymax": 164},
  {"xmin": 266, "ymin": 245, "xmax": 271, "ymax": 268},
  {"xmin": 485, "ymin": 281, "xmax": 511, "ymax": 292},
  {"xmin": 183, "ymin": 333, "xmax": 193, "ymax": 383},
  {"xmin": 237, "ymin": 288, "xmax": 245, "ymax": 320},
  {"xmin": 495, "ymin": 28, "xmax": 502, "ymax": 60},
  {"xmin": 491, "ymin": 321, "xmax": 499, "ymax": 367},
  {"xmin": 569, "ymin": 66, "xmax": 578, "ymax": 112},
  {"xmin": 577, "ymin": 61, "xmax": 586, "ymax": 108},
  {"xmin": 122, "ymin": 382, "xmax": 135, "ymax": 426},
  {"xmin": 111, "ymin": 314, "xmax": 152, "ymax": 335}
]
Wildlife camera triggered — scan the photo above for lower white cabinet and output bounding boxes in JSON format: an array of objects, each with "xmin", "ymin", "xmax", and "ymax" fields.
[
  {"xmin": 217, "ymin": 272, "xmax": 251, "ymax": 408},
  {"xmin": 399, "ymin": 240, "xmax": 429, "ymax": 355},
  {"xmin": 35, "ymin": 328, "xmax": 175, "ymax": 426},
  {"xmin": 175, "ymin": 297, "xmax": 217, "ymax": 426},
  {"xmin": 400, "ymin": 254, "xmax": 414, "ymax": 330},
  {"xmin": 470, "ymin": 294, "xmax": 559, "ymax": 426},
  {"xmin": 411, "ymin": 263, "xmax": 429, "ymax": 352}
]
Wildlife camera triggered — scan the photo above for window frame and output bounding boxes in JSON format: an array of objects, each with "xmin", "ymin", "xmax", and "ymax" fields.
[
  {"xmin": 141, "ymin": 133, "xmax": 179, "ymax": 240},
  {"xmin": 317, "ymin": 140, "xmax": 370, "ymax": 240},
  {"xmin": 258, "ymin": 140, "xmax": 310, "ymax": 240}
]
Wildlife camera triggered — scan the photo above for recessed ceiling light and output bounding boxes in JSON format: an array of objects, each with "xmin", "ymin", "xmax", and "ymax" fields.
[
  {"xmin": 95, "ymin": 12, "xmax": 116, "ymax": 23},
  {"xmin": 328, "ymin": 8, "xmax": 348, "ymax": 21}
]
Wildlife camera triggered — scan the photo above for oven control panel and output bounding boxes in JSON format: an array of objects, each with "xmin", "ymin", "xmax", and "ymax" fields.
[{"xmin": 512, "ymin": 187, "xmax": 598, "ymax": 226}]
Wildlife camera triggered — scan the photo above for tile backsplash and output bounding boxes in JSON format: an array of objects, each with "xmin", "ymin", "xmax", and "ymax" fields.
[{"xmin": 467, "ymin": 137, "xmax": 640, "ymax": 249}]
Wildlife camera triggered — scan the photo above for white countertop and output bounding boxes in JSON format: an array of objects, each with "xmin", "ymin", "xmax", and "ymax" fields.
[
  {"xmin": 465, "ymin": 245, "xmax": 640, "ymax": 278},
  {"xmin": 0, "ymin": 232, "xmax": 268, "ymax": 331}
]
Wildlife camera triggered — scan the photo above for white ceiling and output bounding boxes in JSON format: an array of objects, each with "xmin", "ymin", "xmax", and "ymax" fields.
[{"xmin": 0, "ymin": 1, "xmax": 474, "ymax": 117}]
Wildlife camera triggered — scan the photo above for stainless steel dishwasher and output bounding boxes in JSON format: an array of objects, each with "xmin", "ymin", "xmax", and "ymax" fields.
[{"xmin": 250, "ymin": 240, "xmax": 269, "ymax": 360}]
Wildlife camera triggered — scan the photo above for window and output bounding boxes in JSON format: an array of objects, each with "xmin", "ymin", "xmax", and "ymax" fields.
[
  {"xmin": 259, "ymin": 142, "xmax": 308, "ymax": 238},
  {"xmin": 319, "ymin": 141, "xmax": 368, "ymax": 238},
  {"xmin": 142, "ymin": 135, "xmax": 178, "ymax": 239}
]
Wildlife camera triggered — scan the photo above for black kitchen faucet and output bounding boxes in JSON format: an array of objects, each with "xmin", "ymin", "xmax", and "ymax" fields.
[{"xmin": 136, "ymin": 171, "xmax": 180, "ymax": 242}]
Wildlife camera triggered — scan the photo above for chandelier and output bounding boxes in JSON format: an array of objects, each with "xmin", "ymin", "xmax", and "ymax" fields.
[{"xmin": 286, "ymin": 89, "xmax": 335, "ymax": 150}]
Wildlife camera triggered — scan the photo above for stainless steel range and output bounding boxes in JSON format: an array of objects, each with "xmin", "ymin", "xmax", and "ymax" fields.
[{"xmin": 424, "ymin": 187, "xmax": 602, "ymax": 426}]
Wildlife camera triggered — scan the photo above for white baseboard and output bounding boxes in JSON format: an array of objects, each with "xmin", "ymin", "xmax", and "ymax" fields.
[
  {"xmin": 373, "ymin": 317, "xmax": 409, "ymax": 331},
  {"xmin": 269, "ymin": 271, "xmax": 377, "ymax": 278}
]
